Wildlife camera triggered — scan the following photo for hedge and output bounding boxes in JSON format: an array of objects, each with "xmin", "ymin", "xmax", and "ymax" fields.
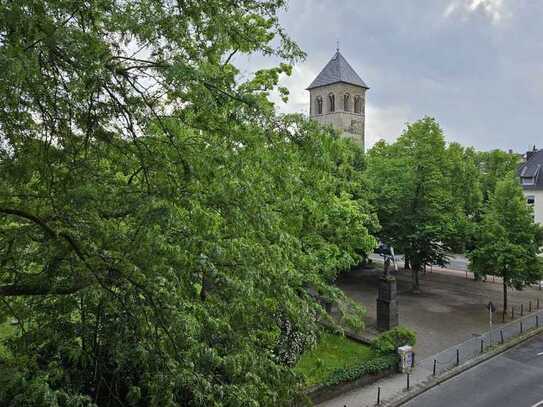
[{"xmin": 323, "ymin": 353, "xmax": 399, "ymax": 387}]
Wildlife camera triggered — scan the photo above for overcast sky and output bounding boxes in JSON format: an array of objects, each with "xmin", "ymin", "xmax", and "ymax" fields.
[{"xmin": 243, "ymin": 0, "xmax": 543, "ymax": 152}]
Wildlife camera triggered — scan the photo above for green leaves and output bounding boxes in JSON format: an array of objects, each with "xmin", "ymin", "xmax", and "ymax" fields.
[
  {"xmin": 0, "ymin": 1, "xmax": 376, "ymax": 405},
  {"xmin": 469, "ymin": 175, "xmax": 542, "ymax": 291},
  {"xmin": 365, "ymin": 117, "xmax": 455, "ymax": 286}
]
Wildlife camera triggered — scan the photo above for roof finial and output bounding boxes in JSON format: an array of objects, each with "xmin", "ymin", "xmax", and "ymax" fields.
[{"xmin": 336, "ymin": 40, "xmax": 340, "ymax": 53}]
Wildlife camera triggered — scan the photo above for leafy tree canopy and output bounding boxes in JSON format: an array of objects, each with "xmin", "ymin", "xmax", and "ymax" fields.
[
  {"xmin": 469, "ymin": 174, "xmax": 543, "ymax": 313},
  {"xmin": 0, "ymin": 1, "xmax": 377, "ymax": 405},
  {"xmin": 365, "ymin": 117, "xmax": 458, "ymax": 289}
]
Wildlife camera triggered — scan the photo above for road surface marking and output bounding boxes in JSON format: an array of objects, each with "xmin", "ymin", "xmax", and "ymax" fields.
[
  {"xmin": 538, "ymin": 352, "xmax": 543, "ymax": 356},
  {"xmin": 531, "ymin": 400, "xmax": 543, "ymax": 407}
]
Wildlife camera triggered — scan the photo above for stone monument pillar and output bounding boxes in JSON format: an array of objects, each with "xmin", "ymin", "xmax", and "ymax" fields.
[{"xmin": 376, "ymin": 260, "xmax": 399, "ymax": 331}]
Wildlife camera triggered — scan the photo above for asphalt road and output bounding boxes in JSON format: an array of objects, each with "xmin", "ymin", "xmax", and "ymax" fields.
[
  {"xmin": 368, "ymin": 253, "xmax": 469, "ymax": 272},
  {"xmin": 403, "ymin": 334, "xmax": 543, "ymax": 407}
]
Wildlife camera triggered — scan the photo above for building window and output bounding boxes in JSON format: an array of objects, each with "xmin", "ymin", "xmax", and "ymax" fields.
[
  {"xmin": 315, "ymin": 96, "xmax": 323, "ymax": 115},
  {"xmin": 527, "ymin": 195, "xmax": 536, "ymax": 205},
  {"xmin": 344, "ymin": 93, "xmax": 351, "ymax": 112},
  {"xmin": 328, "ymin": 93, "xmax": 335, "ymax": 112},
  {"xmin": 522, "ymin": 177, "xmax": 536, "ymax": 185},
  {"xmin": 354, "ymin": 95, "xmax": 362, "ymax": 114}
]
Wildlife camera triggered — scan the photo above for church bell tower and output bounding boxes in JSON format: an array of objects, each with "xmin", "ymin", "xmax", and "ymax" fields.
[{"xmin": 307, "ymin": 49, "xmax": 368, "ymax": 150}]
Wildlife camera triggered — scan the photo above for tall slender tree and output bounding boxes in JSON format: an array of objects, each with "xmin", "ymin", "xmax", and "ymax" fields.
[{"xmin": 469, "ymin": 175, "xmax": 543, "ymax": 316}]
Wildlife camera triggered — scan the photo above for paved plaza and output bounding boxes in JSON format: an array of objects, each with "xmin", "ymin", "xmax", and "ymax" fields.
[{"xmin": 337, "ymin": 261, "xmax": 543, "ymax": 358}]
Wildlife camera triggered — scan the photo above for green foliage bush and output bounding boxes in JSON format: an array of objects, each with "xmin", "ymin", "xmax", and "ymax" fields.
[
  {"xmin": 0, "ymin": 369, "xmax": 96, "ymax": 407},
  {"xmin": 324, "ymin": 353, "xmax": 399, "ymax": 386},
  {"xmin": 371, "ymin": 326, "xmax": 416, "ymax": 355},
  {"xmin": 0, "ymin": 1, "xmax": 378, "ymax": 405}
]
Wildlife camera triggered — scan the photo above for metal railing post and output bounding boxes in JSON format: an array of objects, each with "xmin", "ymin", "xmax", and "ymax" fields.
[
  {"xmin": 433, "ymin": 359, "xmax": 437, "ymax": 376},
  {"xmin": 456, "ymin": 349, "xmax": 460, "ymax": 366}
]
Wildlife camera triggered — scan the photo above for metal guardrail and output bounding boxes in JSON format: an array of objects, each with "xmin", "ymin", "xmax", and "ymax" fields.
[{"xmin": 418, "ymin": 308, "xmax": 543, "ymax": 376}]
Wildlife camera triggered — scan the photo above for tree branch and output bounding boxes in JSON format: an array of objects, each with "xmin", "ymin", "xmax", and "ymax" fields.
[{"xmin": 0, "ymin": 279, "xmax": 93, "ymax": 297}]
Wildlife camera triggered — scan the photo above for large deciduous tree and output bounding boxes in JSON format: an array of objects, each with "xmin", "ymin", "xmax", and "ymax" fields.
[
  {"xmin": 443, "ymin": 143, "xmax": 483, "ymax": 252},
  {"xmin": 0, "ymin": 1, "xmax": 377, "ymax": 405},
  {"xmin": 476, "ymin": 150, "xmax": 521, "ymax": 204},
  {"xmin": 469, "ymin": 175, "xmax": 543, "ymax": 316},
  {"xmin": 365, "ymin": 117, "xmax": 456, "ymax": 291}
]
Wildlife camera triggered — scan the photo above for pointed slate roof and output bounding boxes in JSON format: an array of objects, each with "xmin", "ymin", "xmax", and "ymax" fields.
[{"xmin": 307, "ymin": 51, "xmax": 369, "ymax": 90}]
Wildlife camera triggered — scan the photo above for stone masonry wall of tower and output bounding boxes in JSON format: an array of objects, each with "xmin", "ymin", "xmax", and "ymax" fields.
[{"xmin": 309, "ymin": 82, "xmax": 366, "ymax": 149}]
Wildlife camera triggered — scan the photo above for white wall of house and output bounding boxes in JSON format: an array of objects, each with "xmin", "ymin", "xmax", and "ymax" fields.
[{"xmin": 524, "ymin": 190, "xmax": 543, "ymax": 224}]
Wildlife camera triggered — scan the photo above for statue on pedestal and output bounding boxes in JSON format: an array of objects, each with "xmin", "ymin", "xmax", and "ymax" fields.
[{"xmin": 374, "ymin": 243, "xmax": 399, "ymax": 331}]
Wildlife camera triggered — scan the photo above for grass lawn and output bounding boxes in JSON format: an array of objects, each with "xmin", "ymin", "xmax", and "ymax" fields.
[{"xmin": 295, "ymin": 333, "xmax": 377, "ymax": 387}]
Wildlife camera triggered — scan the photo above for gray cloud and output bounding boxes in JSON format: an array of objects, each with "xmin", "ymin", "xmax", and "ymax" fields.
[{"xmin": 264, "ymin": 0, "xmax": 543, "ymax": 152}]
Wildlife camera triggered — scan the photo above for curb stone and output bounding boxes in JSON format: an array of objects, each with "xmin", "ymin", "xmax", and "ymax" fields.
[{"xmin": 382, "ymin": 326, "xmax": 543, "ymax": 407}]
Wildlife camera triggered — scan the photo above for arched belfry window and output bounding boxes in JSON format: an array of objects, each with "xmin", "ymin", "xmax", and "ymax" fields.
[
  {"xmin": 354, "ymin": 96, "xmax": 362, "ymax": 114},
  {"xmin": 315, "ymin": 96, "xmax": 323, "ymax": 115},
  {"xmin": 328, "ymin": 93, "xmax": 335, "ymax": 113},
  {"xmin": 344, "ymin": 93, "xmax": 351, "ymax": 112}
]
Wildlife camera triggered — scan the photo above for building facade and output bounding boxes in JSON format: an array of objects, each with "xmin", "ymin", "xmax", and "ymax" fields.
[
  {"xmin": 519, "ymin": 147, "xmax": 543, "ymax": 224},
  {"xmin": 307, "ymin": 51, "xmax": 368, "ymax": 150}
]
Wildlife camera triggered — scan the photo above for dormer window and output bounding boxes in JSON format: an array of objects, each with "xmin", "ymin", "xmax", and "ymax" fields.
[
  {"xmin": 328, "ymin": 93, "xmax": 335, "ymax": 112},
  {"xmin": 344, "ymin": 93, "xmax": 351, "ymax": 112},
  {"xmin": 354, "ymin": 96, "xmax": 362, "ymax": 114},
  {"xmin": 315, "ymin": 96, "xmax": 323, "ymax": 115},
  {"xmin": 522, "ymin": 177, "xmax": 536, "ymax": 186}
]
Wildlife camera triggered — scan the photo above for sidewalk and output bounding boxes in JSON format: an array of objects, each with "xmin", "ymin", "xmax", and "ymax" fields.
[
  {"xmin": 316, "ymin": 365, "xmax": 432, "ymax": 407},
  {"xmin": 317, "ymin": 309, "xmax": 543, "ymax": 407}
]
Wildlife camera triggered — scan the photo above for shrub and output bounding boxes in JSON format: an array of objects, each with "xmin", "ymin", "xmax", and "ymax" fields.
[
  {"xmin": 324, "ymin": 353, "xmax": 399, "ymax": 386},
  {"xmin": 371, "ymin": 326, "xmax": 416, "ymax": 355},
  {"xmin": 275, "ymin": 316, "xmax": 318, "ymax": 366}
]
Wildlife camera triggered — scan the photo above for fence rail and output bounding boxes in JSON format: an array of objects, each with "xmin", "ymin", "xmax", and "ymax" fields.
[{"xmin": 418, "ymin": 307, "xmax": 543, "ymax": 376}]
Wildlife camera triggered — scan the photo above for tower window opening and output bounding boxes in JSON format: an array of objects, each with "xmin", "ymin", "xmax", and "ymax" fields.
[
  {"xmin": 315, "ymin": 96, "xmax": 323, "ymax": 115},
  {"xmin": 354, "ymin": 96, "xmax": 362, "ymax": 114},
  {"xmin": 328, "ymin": 93, "xmax": 335, "ymax": 112},
  {"xmin": 344, "ymin": 93, "xmax": 351, "ymax": 111}
]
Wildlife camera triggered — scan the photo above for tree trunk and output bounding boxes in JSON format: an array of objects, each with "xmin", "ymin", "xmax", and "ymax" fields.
[{"xmin": 412, "ymin": 266, "xmax": 420, "ymax": 292}]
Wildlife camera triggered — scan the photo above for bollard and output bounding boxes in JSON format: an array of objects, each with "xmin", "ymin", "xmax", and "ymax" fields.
[
  {"xmin": 377, "ymin": 386, "xmax": 381, "ymax": 405},
  {"xmin": 500, "ymin": 330, "xmax": 504, "ymax": 344},
  {"xmin": 521, "ymin": 304, "xmax": 524, "ymax": 317},
  {"xmin": 456, "ymin": 349, "xmax": 460, "ymax": 366},
  {"xmin": 406, "ymin": 373, "xmax": 410, "ymax": 390},
  {"xmin": 530, "ymin": 301, "xmax": 533, "ymax": 313},
  {"xmin": 520, "ymin": 320, "xmax": 524, "ymax": 333},
  {"xmin": 480, "ymin": 338, "xmax": 484, "ymax": 353},
  {"xmin": 433, "ymin": 359, "xmax": 437, "ymax": 376},
  {"xmin": 537, "ymin": 315, "xmax": 540, "ymax": 329}
]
